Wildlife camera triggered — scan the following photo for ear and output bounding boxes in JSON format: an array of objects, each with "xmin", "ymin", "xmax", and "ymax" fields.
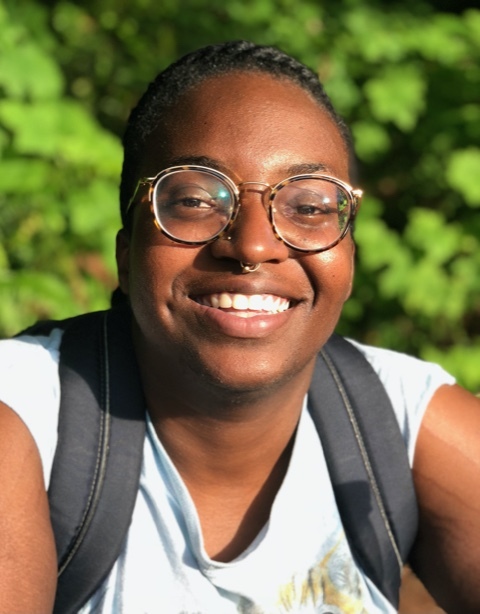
[{"xmin": 116, "ymin": 228, "xmax": 131, "ymax": 295}]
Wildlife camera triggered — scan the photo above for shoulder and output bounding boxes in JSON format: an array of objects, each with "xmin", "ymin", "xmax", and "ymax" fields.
[
  {"xmin": 0, "ymin": 400, "xmax": 57, "ymax": 611},
  {"xmin": 347, "ymin": 338, "xmax": 455, "ymax": 390},
  {"xmin": 0, "ymin": 328, "xmax": 63, "ymax": 487},
  {"xmin": 345, "ymin": 339, "xmax": 455, "ymax": 463},
  {"xmin": 0, "ymin": 327, "xmax": 63, "ymax": 378},
  {"xmin": 412, "ymin": 383, "xmax": 480, "ymax": 612}
]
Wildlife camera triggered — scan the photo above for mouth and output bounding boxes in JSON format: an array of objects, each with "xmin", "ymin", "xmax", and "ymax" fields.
[{"xmin": 193, "ymin": 292, "xmax": 291, "ymax": 318}]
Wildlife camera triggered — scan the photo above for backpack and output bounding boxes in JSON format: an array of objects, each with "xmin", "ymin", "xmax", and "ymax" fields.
[{"xmin": 21, "ymin": 305, "xmax": 418, "ymax": 613}]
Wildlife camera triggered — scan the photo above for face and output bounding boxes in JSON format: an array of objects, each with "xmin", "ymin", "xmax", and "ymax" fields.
[{"xmin": 117, "ymin": 72, "xmax": 356, "ymax": 396}]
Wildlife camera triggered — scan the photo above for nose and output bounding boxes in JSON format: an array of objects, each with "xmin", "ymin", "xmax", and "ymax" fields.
[{"xmin": 210, "ymin": 183, "xmax": 289, "ymax": 266}]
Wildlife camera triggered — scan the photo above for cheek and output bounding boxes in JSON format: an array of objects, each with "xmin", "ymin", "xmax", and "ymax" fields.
[
  {"xmin": 126, "ymin": 242, "xmax": 185, "ymax": 348},
  {"xmin": 117, "ymin": 243, "xmax": 172, "ymax": 309},
  {"xmin": 129, "ymin": 243, "xmax": 174, "ymax": 301},
  {"xmin": 309, "ymin": 238, "xmax": 355, "ymax": 304},
  {"xmin": 125, "ymin": 211, "xmax": 201, "ymax": 312},
  {"xmin": 125, "ymin": 214, "xmax": 175, "ymax": 302}
]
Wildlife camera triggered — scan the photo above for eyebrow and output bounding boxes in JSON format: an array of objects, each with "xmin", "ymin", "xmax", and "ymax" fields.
[
  {"xmin": 166, "ymin": 155, "xmax": 227, "ymax": 172},
  {"xmin": 164, "ymin": 157, "xmax": 332, "ymax": 177},
  {"xmin": 286, "ymin": 162, "xmax": 331, "ymax": 175}
]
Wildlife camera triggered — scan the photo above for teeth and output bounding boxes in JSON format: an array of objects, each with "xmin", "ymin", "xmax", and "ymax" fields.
[
  {"xmin": 197, "ymin": 293, "xmax": 290, "ymax": 314},
  {"xmin": 232, "ymin": 294, "xmax": 249, "ymax": 310},
  {"xmin": 263, "ymin": 295, "xmax": 274, "ymax": 312},
  {"xmin": 219, "ymin": 293, "xmax": 232, "ymax": 309},
  {"xmin": 248, "ymin": 295, "xmax": 263, "ymax": 311}
]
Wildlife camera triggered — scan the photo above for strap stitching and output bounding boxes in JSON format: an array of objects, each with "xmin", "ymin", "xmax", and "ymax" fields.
[
  {"xmin": 58, "ymin": 312, "xmax": 112, "ymax": 575},
  {"xmin": 320, "ymin": 347, "xmax": 403, "ymax": 571}
]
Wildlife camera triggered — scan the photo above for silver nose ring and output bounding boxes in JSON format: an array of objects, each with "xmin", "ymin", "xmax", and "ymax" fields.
[{"xmin": 240, "ymin": 262, "xmax": 261, "ymax": 274}]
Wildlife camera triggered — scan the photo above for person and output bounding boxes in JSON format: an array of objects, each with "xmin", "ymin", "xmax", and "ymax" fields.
[{"xmin": 0, "ymin": 40, "xmax": 479, "ymax": 614}]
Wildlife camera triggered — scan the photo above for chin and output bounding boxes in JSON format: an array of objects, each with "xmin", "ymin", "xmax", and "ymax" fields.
[{"xmin": 184, "ymin": 349, "xmax": 308, "ymax": 401}]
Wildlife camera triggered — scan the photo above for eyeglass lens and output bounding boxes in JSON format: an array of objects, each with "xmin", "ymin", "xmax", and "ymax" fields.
[
  {"xmin": 152, "ymin": 169, "xmax": 351, "ymax": 250},
  {"xmin": 153, "ymin": 170, "xmax": 235, "ymax": 243}
]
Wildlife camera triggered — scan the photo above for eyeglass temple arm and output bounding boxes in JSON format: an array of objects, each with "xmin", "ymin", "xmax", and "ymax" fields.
[
  {"xmin": 351, "ymin": 189, "xmax": 363, "ymax": 218},
  {"xmin": 125, "ymin": 177, "xmax": 157, "ymax": 216}
]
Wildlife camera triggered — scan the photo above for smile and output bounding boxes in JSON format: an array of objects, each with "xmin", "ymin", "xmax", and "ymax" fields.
[{"xmin": 194, "ymin": 293, "xmax": 291, "ymax": 317}]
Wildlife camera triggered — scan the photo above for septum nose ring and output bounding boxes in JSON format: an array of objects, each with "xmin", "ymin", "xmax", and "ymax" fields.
[
  {"xmin": 240, "ymin": 262, "xmax": 261, "ymax": 274},
  {"xmin": 223, "ymin": 238, "xmax": 261, "ymax": 273}
]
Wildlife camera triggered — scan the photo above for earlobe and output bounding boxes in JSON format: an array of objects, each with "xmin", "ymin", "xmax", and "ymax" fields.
[
  {"xmin": 344, "ymin": 274, "xmax": 354, "ymax": 303},
  {"xmin": 344, "ymin": 239, "xmax": 356, "ymax": 301},
  {"xmin": 116, "ymin": 228, "xmax": 130, "ymax": 295}
]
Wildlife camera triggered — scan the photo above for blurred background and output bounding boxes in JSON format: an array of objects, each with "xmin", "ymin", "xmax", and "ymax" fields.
[{"xmin": 1, "ymin": 0, "xmax": 479, "ymax": 390}]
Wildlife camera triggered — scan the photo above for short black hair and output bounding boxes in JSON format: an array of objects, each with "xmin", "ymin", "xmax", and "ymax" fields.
[{"xmin": 120, "ymin": 40, "xmax": 355, "ymax": 227}]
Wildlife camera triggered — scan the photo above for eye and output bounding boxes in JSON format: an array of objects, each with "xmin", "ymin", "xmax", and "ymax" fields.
[
  {"xmin": 165, "ymin": 185, "xmax": 217, "ymax": 209},
  {"xmin": 171, "ymin": 197, "xmax": 211, "ymax": 209},
  {"xmin": 293, "ymin": 201, "xmax": 334, "ymax": 216},
  {"xmin": 282, "ymin": 194, "xmax": 336, "ymax": 222}
]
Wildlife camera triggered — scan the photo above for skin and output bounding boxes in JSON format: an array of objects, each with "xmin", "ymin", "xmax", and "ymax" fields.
[
  {"xmin": 0, "ymin": 401, "xmax": 57, "ymax": 612},
  {"xmin": 411, "ymin": 384, "xmax": 480, "ymax": 612}
]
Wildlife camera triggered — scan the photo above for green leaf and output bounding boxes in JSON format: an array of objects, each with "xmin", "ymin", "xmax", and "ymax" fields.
[
  {"xmin": 0, "ymin": 100, "xmax": 122, "ymax": 174},
  {"xmin": 0, "ymin": 159, "xmax": 52, "ymax": 193},
  {"xmin": 364, "ymin": 65, "xmax": 427, "ymax": 131},
  {"xmin": 0, "ymin": 126, "xmax": 9, "ymax": 154},
  {"xmin": 68, "ymin": 180, "xmax": 120, "ymax": 236},
  {"xmin": 446, "ymin": 148, "xmax": 480, "ymax": 207},
  {"xmin": 411, "ymin": 14, "xmax": 469, "ymax": 64},
  {"xmin": 344, "ymin": 6, "xmax": 408, "ymax": 63},
  {"xmin": 352, "ymin": 121, "xmax": 390, "ymax": 162},
  {"xmin": 0, "ymin": 43, "xmax": 64, "ymax": 100},
  {"xmin": 404, "ymin": 209, "xmax": 463, "ymax": 264},
  {"xmin": 402, "ymin": 259, "xmax": 451, "ymax": 317},
  {"xmin": 356, "ymin": 215, "xmax": 408, "ymax": 273},
  {"xmin": 422, "ymin": 342, "xmax": 480, "ymax": 392}
]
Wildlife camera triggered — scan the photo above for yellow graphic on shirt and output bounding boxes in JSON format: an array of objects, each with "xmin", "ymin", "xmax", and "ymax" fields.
[{"xmin": 276, "ymin": 534, "xmax": 367, "ymax": 613}]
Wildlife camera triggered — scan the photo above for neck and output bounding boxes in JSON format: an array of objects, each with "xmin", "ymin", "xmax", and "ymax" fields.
[
  {"xmin": 133, "ymin": 329, "xmax": 315, "ymax": 561},
  {"xmin": 146, "ymin": 359, "xmax": 312, "ymax": 479},
  {"xmin": 149, "ymin": 381, "xmax": 307, "ymax": 480},
  {"xmin": 149, "ymin": 393, "xmax": 304, "ymax": 561},
  {"xmin": 131, "ymin": 318, "xmax": 316, "ymax": 445}
]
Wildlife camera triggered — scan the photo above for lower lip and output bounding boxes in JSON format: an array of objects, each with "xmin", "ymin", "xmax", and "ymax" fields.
[{"xmin": 194, "ymin": 303, "xmax": 293, "ymax": 338}]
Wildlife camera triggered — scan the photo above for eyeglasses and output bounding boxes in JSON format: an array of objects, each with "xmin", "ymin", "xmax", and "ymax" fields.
[{"xmin": 127, "ymin": 165, "xmax": 362, "ymax": 253}]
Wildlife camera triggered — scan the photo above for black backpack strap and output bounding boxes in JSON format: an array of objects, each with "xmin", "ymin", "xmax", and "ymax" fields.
[
  {"xmin": 47, "ymin": 307, "xmax": 146, "ymax": 614},
  {"xmin": 309, "ymin": 334, "xmax": 418, "ymax": 607}
]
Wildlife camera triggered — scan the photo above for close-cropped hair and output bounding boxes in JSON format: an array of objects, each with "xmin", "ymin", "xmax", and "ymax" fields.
[{"xmin": 120, "ymin": 40, "xmax": 356, "ymax": 228}]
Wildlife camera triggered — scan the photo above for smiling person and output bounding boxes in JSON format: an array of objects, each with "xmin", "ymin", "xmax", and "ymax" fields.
[{"xmin": 1, "ymin": 41, "xmax": 480, "ymax": 614}]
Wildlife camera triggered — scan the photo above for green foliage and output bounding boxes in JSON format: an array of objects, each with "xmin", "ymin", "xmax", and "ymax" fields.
[
  {"xmin": 0, "ymin": 0, "xmax": 121, "ymax": 332},
  {"xmin": 446, "ymin": 148, "xmax": 480, "ymax": 206},
  {"xmin": 0, "ymin": 0, "xmax": 479, "ymax": 390}
]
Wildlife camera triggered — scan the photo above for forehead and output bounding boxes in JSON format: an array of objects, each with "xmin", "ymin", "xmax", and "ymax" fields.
[{"xmin": 142, "ymin": 71, "xmax": 349, "ymax": 182}]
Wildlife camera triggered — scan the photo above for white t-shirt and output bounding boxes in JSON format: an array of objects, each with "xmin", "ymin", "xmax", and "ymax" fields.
[{"xmin": 0, "ymin": 330, "xmax": 455, "ymax": 613}]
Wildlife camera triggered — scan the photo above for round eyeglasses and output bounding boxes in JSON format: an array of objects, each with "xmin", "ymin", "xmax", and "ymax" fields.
[{"xmin": 126, "ymin": 165, "xmax": 362, "ymax": 253}]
